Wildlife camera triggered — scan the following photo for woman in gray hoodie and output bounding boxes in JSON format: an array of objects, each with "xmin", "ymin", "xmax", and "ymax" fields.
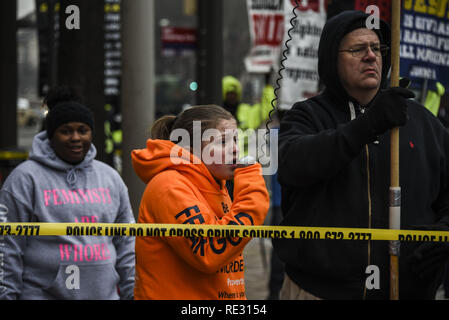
[{"xmin": 0, "ymin": 101, "xmax": 135, "ymax": 299}]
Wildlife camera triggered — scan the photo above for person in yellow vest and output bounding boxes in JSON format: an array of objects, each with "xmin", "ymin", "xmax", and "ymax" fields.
[
  {"xmin": 425, "ymin": 82, "xmax": 445, "ymax": 117},
  {"xmin": 251, "ymin": 76, "xmax": 276, "ymax": 129},
  {"xmin": 222, "ymin": 76, "xmax": 257, "ymax": 128},
  {"xmin": 222, "ymin": 75, "xmax": 274, "ymax": 129}
]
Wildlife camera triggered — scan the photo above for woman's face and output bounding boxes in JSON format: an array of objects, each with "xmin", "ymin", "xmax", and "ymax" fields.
[
  {"xmin": 51, "ymin": 122, "xmax": 92, "ymax": 165},
  {"xmin": 201, "ymin": 118, "xmax": 239, "ymax": 181}
]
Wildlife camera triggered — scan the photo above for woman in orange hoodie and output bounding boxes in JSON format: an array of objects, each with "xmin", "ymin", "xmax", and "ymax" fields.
[{"xmin": 131, "ymin": 105, "xmax": 269, "ymax": 300}]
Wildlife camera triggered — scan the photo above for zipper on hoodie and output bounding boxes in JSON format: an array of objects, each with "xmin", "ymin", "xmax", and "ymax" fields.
[
  {"xmin": 362, "ymin": 144, "xmax": 372, "ymax": 299},
  {"xmin": 350, "ymin": 102, "xmax": 373, "ymax": 299},
  {"xmin": 359, "ymin": 106, "xmax": 372, "ymax": 300}
]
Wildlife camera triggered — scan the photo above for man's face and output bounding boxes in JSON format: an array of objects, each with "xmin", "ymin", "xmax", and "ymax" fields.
[
  {"xmin": 337, "ymin": 28, "xmax": 383, "ymax": 101},
  {"xmin": 51, "ymin": 122, "xmax": 92, "ymax": 165}
]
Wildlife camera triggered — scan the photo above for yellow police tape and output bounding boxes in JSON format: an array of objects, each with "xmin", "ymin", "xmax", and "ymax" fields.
[{"xmin": 1, "ymin": 222, "xmax": 449, "ymax": 242}]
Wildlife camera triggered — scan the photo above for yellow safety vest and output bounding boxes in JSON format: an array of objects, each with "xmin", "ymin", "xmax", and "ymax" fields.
[{"xmin": 425, "ymin": 82, "xmax": 445, "ymax": 117}]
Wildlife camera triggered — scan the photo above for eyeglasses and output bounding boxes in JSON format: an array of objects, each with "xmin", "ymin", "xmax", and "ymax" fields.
[{"xmin": 338, "ymin": 44, "xmax": 389, "ymax": 58}]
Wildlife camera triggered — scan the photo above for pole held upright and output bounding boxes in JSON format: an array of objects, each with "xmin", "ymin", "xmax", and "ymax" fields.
[{"xmin": 389, "ymin": 0, "xmax": 402, "ymax": 301}]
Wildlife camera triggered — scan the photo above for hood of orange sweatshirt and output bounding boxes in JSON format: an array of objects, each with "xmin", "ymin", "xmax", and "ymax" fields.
[{"xmin": 131, "ymin": 139, "xmax": 227, "ymax": 193}]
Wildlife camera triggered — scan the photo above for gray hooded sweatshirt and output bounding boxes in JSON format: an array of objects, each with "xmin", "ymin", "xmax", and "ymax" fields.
[{"xmin": 0, "ymin": 132, "xmax": 135, "ymax": 300}]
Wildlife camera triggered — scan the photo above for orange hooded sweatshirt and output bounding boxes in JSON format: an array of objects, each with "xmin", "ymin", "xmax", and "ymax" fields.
[{"xmin": 131, "ymin": 139, "xmax": 269, "ymax": 300}]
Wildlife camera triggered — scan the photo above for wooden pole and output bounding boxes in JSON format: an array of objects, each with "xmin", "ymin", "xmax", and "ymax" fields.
[{"xmin": 389, "ymin": 0, "xmax": 401, "ymax": 301}]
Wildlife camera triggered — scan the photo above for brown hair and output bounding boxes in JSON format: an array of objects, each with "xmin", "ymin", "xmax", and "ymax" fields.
[{"xmin": 150, "ymin": 105, "xmax": 235, "ymax": 147}]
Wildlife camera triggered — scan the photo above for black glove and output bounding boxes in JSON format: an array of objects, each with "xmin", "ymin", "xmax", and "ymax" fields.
[
  {"xmin": 362, "ymin": 79, "xmax": 415, "ymax": 136},
  {"xmin": 407, "ymin": 224, "xmax": 449, "ymax": 279}
]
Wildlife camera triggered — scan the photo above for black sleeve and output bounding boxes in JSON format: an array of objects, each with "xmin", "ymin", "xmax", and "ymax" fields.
[
  {"xmin": 278, "ymin": 101, "xmax": 378, "ymax": 188},
  {"xmin": 431, "ymin": 122, "xmax": 449, "ymax": 227}
]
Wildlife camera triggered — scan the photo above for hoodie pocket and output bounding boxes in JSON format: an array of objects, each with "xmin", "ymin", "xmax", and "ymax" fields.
[{"xmin": 43, "ymin": 261, "xmax": 120, "ymax": 300}]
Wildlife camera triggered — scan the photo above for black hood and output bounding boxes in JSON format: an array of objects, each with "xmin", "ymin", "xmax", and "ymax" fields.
[{"xmin": 318, "ymin": 10, "xmax": 391, "ymax": 106}]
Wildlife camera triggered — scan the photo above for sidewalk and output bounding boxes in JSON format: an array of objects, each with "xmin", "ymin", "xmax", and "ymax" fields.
[{"xmin": 243, "ymin": 238, "xmax": 272, "ymax": 300}]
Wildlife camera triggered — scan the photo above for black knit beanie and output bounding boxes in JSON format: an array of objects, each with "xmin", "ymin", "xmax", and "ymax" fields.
[{"xmin": 46, "ymin": 101, "xmax": 95, "ymax": 139}]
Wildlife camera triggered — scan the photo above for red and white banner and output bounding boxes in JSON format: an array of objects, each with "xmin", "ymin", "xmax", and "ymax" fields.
[
  {"xmin": 278, "ymin": 0, "xmax": 326, "ymax": 109},
  {"xmin": 245, "ymin": 0, "xmax": 285, "ymax": 73},
  {"xmin": 160, "ymin": 26, "xmax": 197, "ymax": 56}
]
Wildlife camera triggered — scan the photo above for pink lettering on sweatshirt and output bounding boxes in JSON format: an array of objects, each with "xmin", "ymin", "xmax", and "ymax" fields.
[
  {"xmin": 74, "ymin": 216, "xmax": 99, "ymax": 223},
  {"xmin": 43, "ymin": 188, "xmax": 113, "ymax": 207},
  {"xmin": 59, "ymin": 242, "xmax": 112, "ymax": 262}
]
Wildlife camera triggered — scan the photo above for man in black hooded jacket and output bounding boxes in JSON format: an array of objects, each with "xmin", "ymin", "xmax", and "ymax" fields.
[{"xmin": 273, "ymin": 10, "xmax": 449, "ymax": 299}]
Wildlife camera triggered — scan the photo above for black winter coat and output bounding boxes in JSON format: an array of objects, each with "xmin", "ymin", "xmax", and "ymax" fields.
[
  {"xmin": 274, "ymin": 89, "xmax": 449, "ymax": 299},
  {"xmin": 273, "ymin": 10, "xmax": 449, "ymax": 300}
]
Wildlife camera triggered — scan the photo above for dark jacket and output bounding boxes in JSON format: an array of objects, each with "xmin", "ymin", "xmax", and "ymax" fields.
[{"xmin": 273, "ymin": 10, "xmax": 449, "ymax": 299}]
